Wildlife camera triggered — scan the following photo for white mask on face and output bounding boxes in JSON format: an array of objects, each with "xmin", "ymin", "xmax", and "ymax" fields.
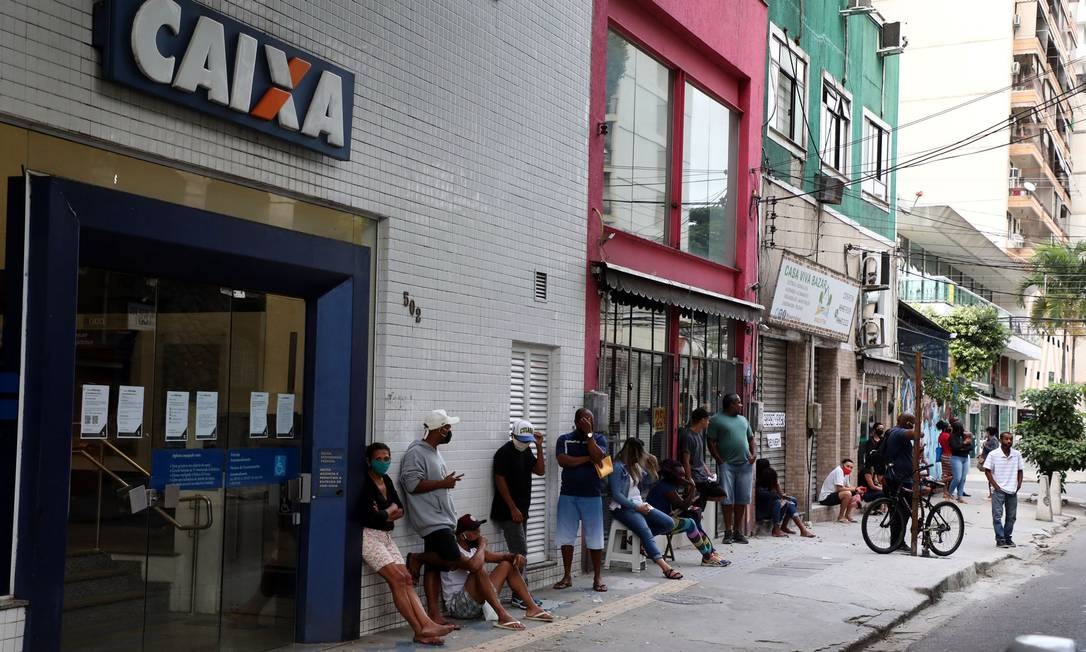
[{"xmin": 513, "ymin": 439, "xmax": 532, "ymax": 452}]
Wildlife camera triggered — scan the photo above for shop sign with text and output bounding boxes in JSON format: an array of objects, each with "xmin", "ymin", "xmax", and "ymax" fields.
[
  {"xmin": 768, "ymin": 253, "xmax": 859, "ymax": 341},
  {"xmin": 93, "ymin": 0, "xmax": 354, "ymax": 160}
]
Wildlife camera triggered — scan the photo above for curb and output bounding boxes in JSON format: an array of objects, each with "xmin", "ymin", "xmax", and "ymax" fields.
[{"xmin": 844, "ymin": 514, "xmax": 1078, "ymax": 652}]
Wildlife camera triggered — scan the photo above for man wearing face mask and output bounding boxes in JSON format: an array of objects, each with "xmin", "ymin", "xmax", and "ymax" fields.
[
  {"xmin": 817, "ymin": 458, "xmax": 861, "ymax": 523},
  {"xmin": 400, "ymin": 409, "xmax": 469, "ymax": 629},
  {"xmin": 490, "ymin": 420, "xmax": 545, "ymax": 571}
]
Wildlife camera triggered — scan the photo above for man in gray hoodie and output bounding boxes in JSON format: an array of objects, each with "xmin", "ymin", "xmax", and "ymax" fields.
[{"xmin": 400, "ymin": 410, "xmax": 519, "ymax": 629}]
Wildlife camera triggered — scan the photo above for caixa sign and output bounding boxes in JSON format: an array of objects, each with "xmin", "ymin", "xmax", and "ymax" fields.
[{"xmin": 93, "ymin": 0, "xmax": 354, "ymax": 160}]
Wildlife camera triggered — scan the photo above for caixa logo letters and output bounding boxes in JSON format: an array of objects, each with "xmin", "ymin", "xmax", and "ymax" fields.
[{"xmin": 94, "ymin": 0, "xmax": 354, "ymax": 160}]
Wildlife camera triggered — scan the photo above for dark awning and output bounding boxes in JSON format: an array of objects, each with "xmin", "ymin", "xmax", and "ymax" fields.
[
  {"xmin": 593, "ymin": 262, "xmax": 763, "ymax": 322},
  {"xmin": 861, "ymin": 354, "xmax": 903, "ymax": 379}
]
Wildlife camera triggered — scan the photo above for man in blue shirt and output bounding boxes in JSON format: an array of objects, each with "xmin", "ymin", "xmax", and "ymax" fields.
[{"xmin": 552, "ymin": 408, "xmax": 609, "ymax": 592}]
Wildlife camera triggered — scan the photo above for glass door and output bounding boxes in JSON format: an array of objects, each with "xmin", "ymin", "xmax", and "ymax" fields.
[{"xmin": 63, "ymin": 268, "xmax": 304, "ymax": 652}]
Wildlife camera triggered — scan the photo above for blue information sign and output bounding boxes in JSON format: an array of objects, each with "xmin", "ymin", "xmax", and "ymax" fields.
[
  {"xmin": 150, "ymin": 449, "xmax": 224, "ymax": 490},
  {"xmin": 226, "ymin": 447, "xmax": 299, "ymax": 487}
]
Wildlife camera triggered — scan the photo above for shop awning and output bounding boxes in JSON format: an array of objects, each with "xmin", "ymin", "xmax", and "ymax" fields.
[
  {"xmin": 593, "ymin": 262, "xmax": 764, "ymax": 322},
  {"xmin": 861, "ymin": 353, "xmax": 903, "ymax": 378}
]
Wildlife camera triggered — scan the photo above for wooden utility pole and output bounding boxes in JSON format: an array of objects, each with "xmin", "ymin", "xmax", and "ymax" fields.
[{"xmin": 910, "ymin": 350, "xmax": 922, "ymax": 556}]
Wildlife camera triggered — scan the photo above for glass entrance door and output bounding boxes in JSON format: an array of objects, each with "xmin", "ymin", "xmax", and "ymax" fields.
[{"xmin": 63, "ymin": 268, "xmax": 305, "ymax": 652}]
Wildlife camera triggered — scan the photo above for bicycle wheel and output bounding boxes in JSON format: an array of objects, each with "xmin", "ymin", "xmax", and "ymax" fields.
[
  {"xmin": 862, "ymin": 497, "xmax": 905, "ymax": 554},
  {"xmin": 924, "ymin": 500, "xmax": 965, "ymax": 556}
]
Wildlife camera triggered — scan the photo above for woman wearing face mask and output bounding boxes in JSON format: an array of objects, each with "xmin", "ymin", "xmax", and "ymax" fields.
[{"xmin": 361, "ymin": 442, "xmax": 454, "ymax": 646}]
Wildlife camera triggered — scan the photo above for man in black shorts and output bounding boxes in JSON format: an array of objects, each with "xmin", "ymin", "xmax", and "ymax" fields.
[{"xmin": 400, "ymin": 409, "xmax": 505, "ymax": 628}]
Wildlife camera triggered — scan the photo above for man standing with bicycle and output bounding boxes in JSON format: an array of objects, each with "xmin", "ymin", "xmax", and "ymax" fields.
[{"xmin": 983, "ymin": 431, "xmax": 1024, "ymax": 548}]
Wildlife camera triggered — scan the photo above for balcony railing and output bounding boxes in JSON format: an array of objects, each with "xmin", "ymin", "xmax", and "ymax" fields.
[{"xmin": 899, "ymin": 273, "xmax": 1042, "ymax": 346}]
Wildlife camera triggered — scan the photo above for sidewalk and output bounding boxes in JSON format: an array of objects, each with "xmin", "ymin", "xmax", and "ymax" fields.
[{"xmin": 319, "ymin": 478, "xmax": 1080, "ymax": 652}]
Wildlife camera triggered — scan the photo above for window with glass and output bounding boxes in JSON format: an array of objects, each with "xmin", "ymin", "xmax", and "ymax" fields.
[
  {"xmin": 681, "ymin": 84, "xmax": 739, "ymax": 267},
  {"xmin": 768, "ymin": 27, "xmax": 807, "ymax": 147},
  {"xmin": 820, "ymin": 80, "xmax": 851, "ymax": 175},
  {"xmin": 603, "ymin": 31, "xmax": 672, "ymax": 244},
  {"xmin": 602, "ymin": 30, "xmax": 741, "ymax": 267},
  {"xmin": 862, "ymin": 115, "xmax": 891, "ymax": 203},
  {"xmin": 677, "ymin": 311, "xmax": 735, "ymax": 425}
]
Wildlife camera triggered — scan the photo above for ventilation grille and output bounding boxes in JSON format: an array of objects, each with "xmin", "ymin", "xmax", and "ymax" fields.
[{"xmin": 533, "ymin": 271, "xmax": 548, "ymax": 302}]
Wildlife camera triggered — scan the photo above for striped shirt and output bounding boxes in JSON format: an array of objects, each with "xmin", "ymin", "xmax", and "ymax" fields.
[{"xmin": 983, "ymin": 446, "xmax": 1024, "ymax": 494}]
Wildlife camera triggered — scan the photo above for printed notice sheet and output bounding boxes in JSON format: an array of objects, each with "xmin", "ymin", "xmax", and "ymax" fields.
[
  {"xmin": 165, "ymin": 391, "xmax": 190, "ymax": 441},
  {"xmin": 249, "ymin": 392, "xmax": 269, "ymax": 438},
  {"xmin": 275, "ymin": 393, "xmax": 295, "ymax": 439},
  {"xmin": 195, "ymin": 391, "xmax": 218, "ymax": 440},
  {"xmin": 80, "ymin": 384, "xmax": 109, "ymax": 438},
  {"xmin": 116, "ymin": 385, "xmax": 145, "ymax": 438}
]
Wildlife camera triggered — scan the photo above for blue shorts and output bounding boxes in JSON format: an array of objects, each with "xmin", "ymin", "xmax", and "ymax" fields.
[
  {"xmin": 556, "ymin": 494, "xmax": 605, "ymax": 550},
  {"xmin": 719, "ymin": 461, "xmax": 753, "ymax": 505}
]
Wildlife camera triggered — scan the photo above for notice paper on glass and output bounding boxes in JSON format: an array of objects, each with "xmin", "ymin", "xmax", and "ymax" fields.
[
  {"xmin": 275, "ymin": 393, "xmax": 295, "ymax": 439},
  {"xmin": 165, "ymin": 391, "xmax": 190, "ymax": 441},
  {"xmin": 116, "ymin": 385, "xmax": 145, "ymax": 439},
  {"xmin": 195, "ymin": 391, "xmax": 218, "ymax": 440},
  {"xmin": 80, "ymin": 384, "xmax": 109, "ymax": 439},
  {"xmin": 249, "ymin": 392, "xmax": 269, "ymax": 438}
]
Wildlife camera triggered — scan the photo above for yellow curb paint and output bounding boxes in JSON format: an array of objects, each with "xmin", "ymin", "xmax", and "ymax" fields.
[{"xmin": 462, "ymin": 579, "xmax": 696, "ymax": 652}]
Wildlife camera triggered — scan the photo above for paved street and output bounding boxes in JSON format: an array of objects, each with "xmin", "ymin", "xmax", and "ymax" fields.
[{"xmin": 325, "ymin": 492, "xmax": 1082, "ymax": 652}]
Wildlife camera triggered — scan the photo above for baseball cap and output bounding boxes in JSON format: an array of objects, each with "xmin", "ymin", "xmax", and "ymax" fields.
[
  {"xmin": 455, "ymin": 514, "xmax": 487, "ymax": 535},
  {"xmin": 423, "ymin": 409, "xmax": 461, "ymax": 430},
  {"xmin": 511, "ymin": 418, "xmax": 535, "ymax": 442}
]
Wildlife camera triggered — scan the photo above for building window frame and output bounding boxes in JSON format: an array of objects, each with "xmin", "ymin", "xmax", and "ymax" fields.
[
  {"xmin": 819, "ymin": 73, "xmax": 852, "ymax": 179},
  {"xmin": 767, "ymin": 23, "xmax": 809, "ymax": 155},
  {"xmin": 861, "ymin": 109, "xmax": 891, "ymax": 206}
]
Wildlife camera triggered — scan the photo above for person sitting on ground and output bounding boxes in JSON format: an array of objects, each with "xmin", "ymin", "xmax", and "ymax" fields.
[
  {"xmin": 440, "ymin": 515, "xmax": 553, "ymax": 628},
  {"xmin": 754, "ymin": 459, "xmax": 815, "ymax": 538},
  {"xmin": 818, "ymin": 458, "xmax": 861, "ymax": 523},
  {"xmin": 645, "ymin": 459, "xmax": 730, "ymax": 566},
  {"xmin": 361, "ymin": 442, "xmax": 454, "ymax": 646},
  {"xmin": 609, "ymin": 438, "xmax": 715, "ymax": 579}
]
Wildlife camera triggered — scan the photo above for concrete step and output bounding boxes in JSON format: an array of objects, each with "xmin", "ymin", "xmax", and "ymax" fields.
[{"xmin": 64, "ymin": 567, "xmax": 144, "ymax": 605}]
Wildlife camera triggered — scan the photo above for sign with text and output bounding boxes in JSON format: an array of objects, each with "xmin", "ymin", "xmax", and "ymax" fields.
[
  {"xmin": 768, "ymin": 253, "xmax": 859, "ymax": 341},
  {"xmin": 226, "ymin": 447, "xmax": 299, "ymax": 487},
  {"xmin": 765, "ymin": 432, "xmax": 783, "ymax": 449},
  {"xmin": 762, "ymin": 411, "xmax": 786, "ymax": 430},
  {"xmin": 150, "ymin": 449, "xmax": 224, "ymax": 490},
  {"xmin": 93, "ymin": 0, "xmax": 354, "ymax": 159},
  {"xmin": 316, "ymin": 448, "xmax": 346, "ymax": 497}
]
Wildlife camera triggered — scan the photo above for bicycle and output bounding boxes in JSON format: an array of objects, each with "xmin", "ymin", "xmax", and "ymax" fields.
[{"xmin": 861, "ymin": 463, "xmax": 965, "ymax": 556}]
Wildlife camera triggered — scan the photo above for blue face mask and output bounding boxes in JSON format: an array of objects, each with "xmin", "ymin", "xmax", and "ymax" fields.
[{"xmin": 370, "ymin": 459, "xmax": 391, "ymax": 475}]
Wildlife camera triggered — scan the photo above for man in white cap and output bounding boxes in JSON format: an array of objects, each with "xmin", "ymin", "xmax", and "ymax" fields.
[
  {"xmin": 400, "ymin": 409, "xmax": 470, "ymax": 629},
  {"xmin": 489, "ymin": 418, "xmax": 545, "ymax": 608}
]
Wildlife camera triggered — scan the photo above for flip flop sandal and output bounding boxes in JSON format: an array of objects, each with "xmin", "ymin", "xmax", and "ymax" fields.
[
  {"xmin": 523, "ymin": 611, "xmax": 555, "ymax": 622},
  {"xmin": 593, "ymin": 582, "xmax": 608, "ymax": 592},
  {"xmin": 552, "ymin": 579, "xmax": 572, "ymax": 590},
  {"xmin": 493, "ymin": 620, "xmax": 525, "ymax": 631},
  {"xmin": 663, "ymin": 568, "xmax": 683, "ymax": 580}
]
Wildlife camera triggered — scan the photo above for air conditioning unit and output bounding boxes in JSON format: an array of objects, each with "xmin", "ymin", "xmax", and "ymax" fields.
[
  {"xmin": 878, "ymin": 22, "xmax": 906, "ymax": 55},
  {"xmin": 860, "ymin": 315, "xmax": 886, "ymax": 348},
  {"xmin": 1012, "ymin": 60, "xmax": 1022, "ymax": 75},
  {"xmin": 860, "ymin": 251, "xmax": 891, "ymax": 289},
  {"xmin": 847, "ymin": 0, "xmax": 873, "ymax": 10},
  {"xmin": 1008, "ymin": 234, "xmax": 1026, "ymax": 248},
  {"xmin": 815, "ymin": 173, "xmax": 844, "ymax": 204}
]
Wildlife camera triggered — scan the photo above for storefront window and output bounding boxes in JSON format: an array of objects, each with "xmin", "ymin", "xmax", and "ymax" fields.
[
  {"xmin": 678, "ymin": 312, "xmax": 735, "ymax": 424},
  {"xmin": 603, "ymin": 31, "xmax": 671, "ymax": 244},
  {"xmin": 599, "ymin": 295, "xmax": 670, "ymax": 460},
  {"xmin": 680, "ymin": 84, "xmax": 738, "ymax": 267}
]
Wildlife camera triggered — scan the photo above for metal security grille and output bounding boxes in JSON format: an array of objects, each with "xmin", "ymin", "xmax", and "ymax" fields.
[
  {"xmin": 509, "ymin": 347, "xmax": 550, "ymax": 563},
  {"xmin": 678, "ymin": 312, "xmax": 735, "ymax": 424},
  {"xmin": 760, "ymin": 337, "xmax": 787, "ymax": 480}
]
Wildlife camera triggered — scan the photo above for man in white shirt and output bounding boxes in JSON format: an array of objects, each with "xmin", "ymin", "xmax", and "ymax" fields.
[
  {"xmin": 982, "ymin": 432, "xmax": 1025, "ymax": 548},
  {"xmin": 818, "ymin": 458, "xmax": 860, "ymax": 523}
]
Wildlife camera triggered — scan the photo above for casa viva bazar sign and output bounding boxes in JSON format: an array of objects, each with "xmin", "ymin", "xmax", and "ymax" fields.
[
  {"xmin": 768, "ymin": 253, "xmax": 859, "ymax": 341},
  {"xmin": 93, "ymin": 0, "xmax": 354, "ymax": 160}
]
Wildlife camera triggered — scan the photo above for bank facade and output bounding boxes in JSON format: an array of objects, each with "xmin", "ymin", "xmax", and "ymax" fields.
[{"xmin": 0, "ymin": 1, "xmax": 591, "ymax": 649}]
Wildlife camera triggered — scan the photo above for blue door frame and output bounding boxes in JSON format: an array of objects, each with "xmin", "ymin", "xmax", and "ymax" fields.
[{"xmin": 7, "ymin": 176, "xmax": 370, "ymax": 651}]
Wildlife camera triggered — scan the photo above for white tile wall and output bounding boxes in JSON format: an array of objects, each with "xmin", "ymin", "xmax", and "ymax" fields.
[
  {"xmin": 0, "ymin": 603, "xmax": 25, "ymax": 652},
  {"xmin": 2, "ymin": 0, "xmax": 592, "ymax": 638}
]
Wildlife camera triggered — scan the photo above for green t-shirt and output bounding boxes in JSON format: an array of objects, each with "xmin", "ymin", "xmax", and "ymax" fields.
[{"xmin": 708, "ymin": 412, "xmax": 753, "ymax": 465}]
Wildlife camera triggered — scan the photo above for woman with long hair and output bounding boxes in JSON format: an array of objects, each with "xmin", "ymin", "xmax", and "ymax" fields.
[
  {"xmin": 361, "ymin": 442, "xmax": 454, "ymax": 646},
  {"xmin": 937, "ymin": 420, "xmax": 952, "ymax": 499},
  {"xmin": 608, "ymin": 438, "xmax": 718, "ymax": 579}
]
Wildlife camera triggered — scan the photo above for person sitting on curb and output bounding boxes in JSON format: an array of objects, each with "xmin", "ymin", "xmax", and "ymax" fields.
[
  {"xmin": 440, "ymin": 515, "xmax": 554, "ymax": 629},
  {"xmin": 361, "ymin": 442, "xmax": 454, "ymax": 646},
  {"xmin": 755, "ymin": 459, "xmax": 815, "ymax": 538},
  {"xmin": 609, "ymin": 438, "xmax": 715, "ymax": 579},
  {"xmin": 645, "ymin": 459, "xmax": 730, "ymax": 566},
  {"xmin": 817, "ymin": 458, "xmax": 861, "ymax": 523}
]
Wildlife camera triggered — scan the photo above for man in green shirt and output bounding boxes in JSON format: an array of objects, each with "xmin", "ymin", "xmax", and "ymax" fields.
[{"xmin": 707, "ymin": 393, "xmax": 756, "ymax": 545}]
